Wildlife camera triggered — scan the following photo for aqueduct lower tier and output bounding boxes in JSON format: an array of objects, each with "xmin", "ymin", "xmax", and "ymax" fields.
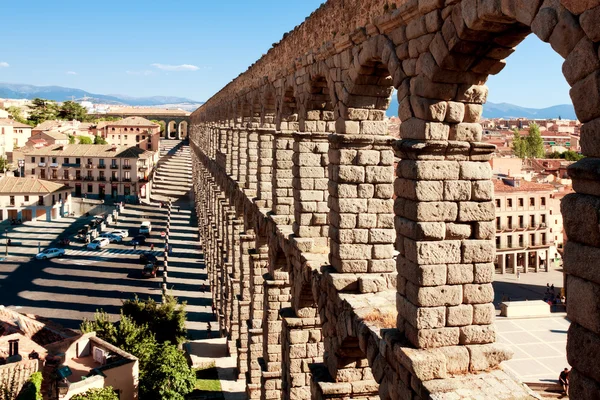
[{"xmin": 190, "ymin": 0, "xmax": 600, "ymax": 398}]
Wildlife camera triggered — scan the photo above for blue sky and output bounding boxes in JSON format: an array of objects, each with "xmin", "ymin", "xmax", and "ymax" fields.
[{"xmin": 0, "ymin": 0, "xmax": 570, "ymax": 108}]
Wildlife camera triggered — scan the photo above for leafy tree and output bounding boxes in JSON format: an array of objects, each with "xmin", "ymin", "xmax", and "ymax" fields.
[
  {"xmin": 68, "ymin": 135, "xmax": 76, "ymax": 145},
  {"xmin": 512, "ymin": 128, "xmax": 528, "ymax": 159},
  {"xmin": 57, "ymin": 101, "xmax": 89, "ymax": 121},
  {"xmin": 0, "ymin": 368, "xmax": 19, "ymax": 400},
  {"xmin": 0, "ymin": 157, "xmax": 8, "ymax": 172},
  {"xmin": 27, "ymin": 98, "xmax": 59, "ymax": 126},
  {"xmin": 547, "ymin": 151, "xmax": 562, "ymax": 159},
  {"xmin": 525, "ymin": 123, "xmax": 545, "ymax": 158},
  {"xmin": 5, "ymin": 107, "xmax": 32, "ymax": 126},
  {"xmin": 151, "ymin": 120, "xmax": 165, "ymax": 133},
  {"xmin": 15, "ymin": 372, "xmax": 42, "ymax": 400},
  {"xmin": 78, "ymin": 136, "xmax": 93, "ymax": 144},
  {"xmin": 122, "ymin": 295, "xmax": 187, "ymax": 345},
  {"xmin": 94, "ymin": 135, "xmax": 108, "ymax": 145},
  {"xmin": 141, "ymin": 343, "xmax": 196, "ymax": 400},
  {"xmin": 71, "ymin": 387, "xmax": 119, "ymax": 400},
  {"xmin": 562, "ymin": 150, "xmax": 584, "ymax": 161},
  {"xmin": 81, "ymin": 311, "xmax": 117, "ymax": 343}
]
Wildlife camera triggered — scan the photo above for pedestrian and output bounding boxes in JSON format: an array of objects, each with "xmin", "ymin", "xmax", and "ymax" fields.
[
  {"xmin": 517, "ymin": 269, "xmax": 521, "ymax": 280},
  {"xmin": 207, "ymin": 322, "xmax": 212, "ymax": 339},
  {"xmin": 133, "ymin": 243, "xmax": 137, "ymax": 251},
  {"xmin": 559, "ymin": 368, "xmax": 569, "ymax": 395},
  {"xmin": 150, "ymin": 243, "xmax": 154, "ymax": 251}
]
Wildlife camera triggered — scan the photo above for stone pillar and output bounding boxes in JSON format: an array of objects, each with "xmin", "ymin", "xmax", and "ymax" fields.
[
  {"xmin": 217, "ymin": 128, "xmax": 227, "ymax": 171},
  {"xmin": 279, "ymin": 308, "xmax": 322, "ymax": 400},
  {"xmin": 246, "ymin": 130, "xmax": 259, "ymax": 195},
  {"xmin": 524, "ymin": 252, "xmax": 529, "ymax": 274},
  {"xmin": 237, "ymin": 232, "xmax": 255, "ymax": 378},
  {"xmin": 562, "ymin": 155, "xmax": 600, "ymax": 396},
  {"xmin": 394, "ymin": 138, "xmax": 497, "ymax": 349},
  {"xmin": 257, "ymin": 129, "xmax": 274, "ymax": 208},
  {"xmin": 272, "ymin": 131, "xmax": 294, "ymax": 224},
  {"xmin": 226, "ymin": 128, "xmax": 234, "ymax": 176},
  {"xmin": 231, "ymin": 129, "xmax": 240, "ymax": 182},
  {"xmin": 292, "ymin": 132, "xmax": 330, "ymax": 251},
  {"xmin": 247, "ymin": 238, "xmax": 268, "ymax": 399},
  {"xmin": 228, "ymin": 217, "xmax": 244, "ymax": 356},
  {"xmin": 238, "ymin": 129, "xmax": 248, "ymax": 189},
  {"xmin": 328, "ymin": 134, "xmax": 396, "ymax": 292}
]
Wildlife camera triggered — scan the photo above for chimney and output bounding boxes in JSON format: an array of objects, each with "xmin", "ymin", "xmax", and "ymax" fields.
[{"xmin": 8, "ymin": 339, "xmax": 19, "ymax": 357}]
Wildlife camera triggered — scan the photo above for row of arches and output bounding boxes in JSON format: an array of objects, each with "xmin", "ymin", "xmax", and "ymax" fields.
[{"xmin": 190, "ymin": 1, "xmax": 600, "ymax": 399}]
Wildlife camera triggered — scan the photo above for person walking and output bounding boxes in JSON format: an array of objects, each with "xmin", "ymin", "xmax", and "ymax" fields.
[
  {"xmin": 133, "ymin": 243, "xmax": 137, "ymax": 251},
  {"xmin": 150, "ymin": 243, "xmax": 154, "ymax": 251},
  {"xmin": 559, "ymin": 368, "xmax": 570, "ymax": 395}
]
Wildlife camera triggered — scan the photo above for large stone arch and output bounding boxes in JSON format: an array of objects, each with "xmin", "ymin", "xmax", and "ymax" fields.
[{"xmin": 275, "ymin": 76, "xmax": 299, "ymax": 132}]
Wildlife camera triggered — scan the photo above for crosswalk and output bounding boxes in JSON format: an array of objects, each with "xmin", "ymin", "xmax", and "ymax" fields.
[{"xmin": 65, "ymin": 248, "xmax": 163, "ymax": 258}]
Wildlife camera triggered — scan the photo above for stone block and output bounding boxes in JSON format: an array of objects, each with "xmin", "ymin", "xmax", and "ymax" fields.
[
  {"xmin": 446, "ymin": 304, "xmax": 474, "ymax": 326},
  {"xmin": 466, "ymin": 343, "xmax": 513, "ymax": 371},
  {"xmin": 409, "ymin": 96, "xmax": 448, "ymax": 122},
  {"xmin": 336, "ymin": 166, "xmax": 365, "ymax": 183},
  {"xmin": 400, "ymin": 118, "xmax": 450, "ymax": 140},
  {"xmin": 449, "ymin": 123, "xmax": 483, "ymax": 142},
  {"xmin": 400, "ymin": 297, "xmax": 446, "ymax": 329},
  {"xmin": 567, "ymin": 275, "xmax": 600, "ymax": 334},
  {"xmin": 356, "ymin": 150, "xmax": 380, "ymax": 165},
  {"xmin": 396, "ymin": 178, "xmax": 444, "ymax": 201},
  {"xmin": 337, "ymin": 244, "xmax": 372, "ymax": 260},
  {"xmin": 406, "ymin": 325, "xmax": 460, "ymax": 348},
  {"xmin": 462, "ymin": 240, "xmax": 495, "ymax": 263},
  {"xmin": 404, "ymin": 239, "xmax": 462, "ymax": 265},
  {"xmin": 473, "ymin": 263, "xmax": 494, "ymax": 284},
  {"xmin": 443, "ymin": 180, "xmax": 471, "ymax": 201},
  {"xmin": 437, "ymin": 346, "xmax": 470, "ymax": 375},
  {"xmin": 445, "ymin": 223, "xmax": 472, "ymax": 240},
  {"xmin": 580, "ymin": 5, "xmax": 600, "ymax": 41},
  {"xmin": 472, "ymin": 303, "xmax": 495, "ymax": 325},
  {"xmin": 463, "ymin": 283, "xmax": 495, "ymax": 304},
  {"xmin": 406, "ymin": 281, "xmax": 463, "ymax": 307},
  {"xmin": 458, "ymin": 201, "xmax": 495, "ymax": 222},
  {"xmin": 570, "ymin": 69, "xmax": 600, "ymax": 123},
  {"xmin": 365, "ymin": 166, "xmax": 394, "ymax": 183},
  {"xmin": 402, "ymin": 200, "xmax": 458, "ymax": 222},
  {"xmin": 396, "ymin": 217, "xmax": 446, "ymax": 241},
  {"xmin": 399, "ymin": 160, "xmax": 460, "ymax": 181},
  {"xmin": 357, "ymin": 183, "xmax": 375, "ymax": 198},
  {"xmin": 374, "ymin": 184, "xmax": 394, "ymax": 199},
  {"xmin": 447, "ymin": 263, "xmax": 474, "ymax": 284},
  {"xmin": 474, "ymin": 221, "xmax": 495, "ymax": 240},
  {"xmin": 445, "ymin": 101, "xmax": 465, "ymax": 123},
  {"xmin": 459, "ymin": 324, "xmax": 495, "ymax": 344}
]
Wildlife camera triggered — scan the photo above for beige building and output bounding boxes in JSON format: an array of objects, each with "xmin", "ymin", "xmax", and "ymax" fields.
[
  {"xmin": 95, "ymin": 117, "xmax": 161, "ymax": 152},
  {"xmin": 15, "ymin": 144, "xmax": 156, "ymax": 202},
  {"xmin": 0, "ymin": 119, "xmax": 33, "ymax": 158},
  {"xmin": 27, "ymin": 130, "xmax": 69, "ymax": 147},
  {"xmin": 494, "ymin": 178, "xmax": 558, "ymax": 274},
  {"xmin": 45, "ymin": 332, "xmax": 138, "ymax": 400},
  {"xmin": 0, "ymin": 177, "xmax": 72, "ymax": 222}
]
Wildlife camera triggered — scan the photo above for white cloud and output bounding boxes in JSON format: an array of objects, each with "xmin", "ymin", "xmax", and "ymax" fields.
[
  {"xmin": 66, "ymin": 71, "xmax": 77, "ymax": 75},
  {"xmin": 151, "ymin": 63, "xmax": 199, "ymax": 71},
  {"xmin": 126, "ymin": 70, "xmax": 154, "ymax": 76},
  {"xmin": 0, "ymin": 62, "xmax": 9, "ymax": 68}
]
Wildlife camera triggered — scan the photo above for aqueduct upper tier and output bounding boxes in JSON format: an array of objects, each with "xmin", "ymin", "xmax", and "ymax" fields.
[{"xmin": 190, "ymin": 0, "xmax": 600, "ymax": 398}]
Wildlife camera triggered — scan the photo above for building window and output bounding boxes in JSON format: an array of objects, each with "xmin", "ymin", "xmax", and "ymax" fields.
[
  {"xmin": 40, "ymin": 157, "xmax": 45, "ymax": 163},
  {"xmin": 88, "ymin": 184, "xmax": 93, "ymax": 193},
  {"xmin": 496, "ymin": 217, "xmax": 501, "ymax": 229},
  {"xmin": 31, "ymin": 157, "xmax": 35, "ymax": 163},
  {"xmin": 541, "ymin": 197, "xmax": 546, "ymax": 206},
  {"xmin": 496, "ymin": 236, "xmax": 501, "ymax": 248},
  {"xmin": 124, "ymin": 135, "xmax": 128, "ymax": 140},
  {"xmin": 75, "ymin": 158, "xmax": 81, "ymax": 165},
  {"xmin": 31, "ymin": 169, "xmax": 35, "ymax": 175},
  {"xmin": 124, "ymin": 185, "xmax": 131, "ymax": 196},
  {"xmin": 530, "ymin": 215, "xmax": 535, "ymax": 226},
  {"xmin": 530, "ymin": 197, "xmax": 535, "ymax": 207},
  {"xmin": 542, "ymin": 233, "xmax": 546, "ymax": 244},
  {"xmin": 52, "ymin": 170, "xmax": 57, "ymax": 179},
  {"xmin": 541, "ymin": 214, "xmax": 546, "ymax": 224},
  {"xmin": 518, "ymin": 198, "xmax": 524, "ymax": 207},
  {"xmin": 52, "ymin": 157, "xmax": 57, "ymax": 164},
  {"xmin": 518, "ymin": 215, "xmax": 524, "ymax": 228},
  {"xmin": 9, "ymin": 196, "xmax": 14, "ymax": 206},
  {"xmin": 518, "ymin": 234, "xmax": 524, "ymax": 247},
  {"xmin": 142, "ymin": 136, "xmax": 146, "ymax": 140},
  {"xmin": 136, "ymin": 135, "xmax": 140, "ymax": 142},
  {"xmin": 111, "ymin": 159, "xmax": 117, "ymax": 167},
  {"xmin": 64, "ymin": 171, "xmax": 69, "ymax": 179},
  {"xmin": 508, "ymin": 236, "xmax": 513, "ymax": 247},
  {"xmin": 495, "ymin": 199, "xmax": 501, "ymax": 208},
  {"xmin": 507, "ymin": 198, "xmax": 513, "ymax": 208},
  {"xmin": 24, "ymin": 196, "xmax": 29, "ymax": 202},
  {"xmin": 38, "ymin": 196, "xmax": 43, "ymax": 206},
  {"xmin": 530, "ymin": 233, "xmax": 535, "ymax": 245},
  {"xmin": 99, "ymin": 159, "xmax": 105, "ymax": 166},
  {"xmin": 64, "ymin": 158, "xmax": 69, "ymax": 164},
  {"xmin": 507, "ymin": 216, "xmax": 513, "ymax": 229}
]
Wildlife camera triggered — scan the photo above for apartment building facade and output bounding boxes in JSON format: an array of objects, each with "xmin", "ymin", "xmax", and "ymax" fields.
[
  {"xmin": 0, "ymin": 119, "xmax": 33, "ymax": 158},
  {"xmin": 95, "ymin": 117, "xmax": 160, "ymax": 152},
  {"xmin": 15, "ymin": 144, "xmax": 156, "ymax": 202},
  {"xmin": 0, "ymin": 177, "xmax": 72, "ymax": 222},
  {"xmin": 494, "ymin": 178, "xmax": 558, "ymax": 274}
]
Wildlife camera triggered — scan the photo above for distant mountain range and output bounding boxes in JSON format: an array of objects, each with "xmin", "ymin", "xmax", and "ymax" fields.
[
  {"xmin": 0, "ymin": 82, "xmax": 204, "ymax": 109},
  {"xmin": 386, "ymin": 97, "xmax": 577, "ymax": 120}
]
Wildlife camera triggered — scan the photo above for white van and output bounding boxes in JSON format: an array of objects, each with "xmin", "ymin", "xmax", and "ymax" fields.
[{"xmin": 140, "ymin": 220, "xmax": 152, "ymax": 235}]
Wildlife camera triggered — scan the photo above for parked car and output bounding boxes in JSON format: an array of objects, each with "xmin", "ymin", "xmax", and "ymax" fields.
[
  {"xmin": 110, "ymin": 229, "xmax": 129, "ymax": 238},
  {"xmin": 141, "ymin": 263, "xmax": 159, "ymax": 278},
  {"xmin": 139, "ymin": 221, "xmax": 152, "ymax": 235},
  {"xmin": 87, "ymin": 237, "xmax": 110, "ymax": 250},
  {"xmin": 130, "ymin": 235, "xmax": 146, "ymax": 246},
  {"xmin": 139, "ymin": 252, "xmax": 158, "ymax": 264},
  {"xmin": 35, "ymin": 248, "xmax": 65, "ymax": 260},
  {"xmin": 99, "ymin": 233, "xmax": 122, "ymax": 243}
]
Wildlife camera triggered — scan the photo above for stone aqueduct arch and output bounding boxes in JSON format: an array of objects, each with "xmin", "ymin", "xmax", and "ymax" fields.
[
  {"xmin": 102, "ymin": 111, "xmax": 190, "ymax": 139},
  {"xmin": 190, "ymin": 1, "xmax": 600, "ymax": 399}
]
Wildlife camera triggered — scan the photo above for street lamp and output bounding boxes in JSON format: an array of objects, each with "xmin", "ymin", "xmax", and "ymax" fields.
[
  {"xmin": 5, "ymin": 228, "xmax": 8, "ymax": 257},
  {"xmin": 17, "ymin": 159, "xmax": 24, "ymax": 178}
]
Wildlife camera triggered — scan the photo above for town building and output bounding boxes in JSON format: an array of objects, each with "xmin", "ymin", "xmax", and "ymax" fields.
[
  {"xmin": 0, "ymin": 177, "xmax": 72, "ymax": 222},
  {"xmin": 494, "ymin": 177, "xmax": 558, "ymax": 274},
  {"xmin": 94, "ymin": 117, "xmax": 160, "ymax": 152},
  {"xmin": 27, "ymin": 131, "xmax": 69, "ymax": 147},
  {"xmin": 14, "ymin": 144, "xmax": 156, "ymax": 202},
  {"xmin": 0, "ymin": 119, "xmax": 34, "ymax": 160}
]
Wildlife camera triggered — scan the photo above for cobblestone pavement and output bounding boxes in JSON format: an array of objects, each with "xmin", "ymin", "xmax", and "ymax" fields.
[{"xmin": 0, "ymin": 140, "xmax": 212, "ymax": 339}]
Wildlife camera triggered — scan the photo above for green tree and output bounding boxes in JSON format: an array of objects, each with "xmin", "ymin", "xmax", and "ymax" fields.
[
  {"xmin": 78, "ymin": 136, "xmax": 93, "ymax": 144},
  {"xmin": 57, "ymin": 101, "xmax": 89, "ymax": 121},
  {"xmin": 547, "ymin": 151, "xmax": 562, "ymax": 159},
  {"xmin": 94, "ymin": 135, "xmax": 108, "ymax": 145},
  {"xmin": 512, "ymin": 128, "xmax": 528, "ymax": 159},
  {"xmin": 122, "ymin": 295, "xmax": 187, "ymax": 345},
  {"xmin": 27, "ymin": 98, "xmax": 59, "ymax": 126},
  {"xmin": 15, "ymin": 372, "xmax": 42, "ymax": 400},
  {"xmin": 0, "ymin": 157, "xmax": 8, "ymax": 172},
  {"xmin": 525, "ymin": 123, "xmax": 545, "ymax": 158},
  {"xmin": 68, "ymin": 135, "xmax": 76, "ymax": 145},
  {"xmin": 151, "ymin": 120, "xmax": 165, "ymax": 133},
  {"xmin": 5, "ymin": 107, "xmax": 32, "ymax": 126},
  {"xmin": 562, "ymin": 150, "xmax": 584, "ymax": 161},
  {"xmin": 141, "ymin": 343, "xmax": 196, "ymax": 400},
  {"xmin": 71, "ymin": 387, "xmax": 119, "ymax": 400}
]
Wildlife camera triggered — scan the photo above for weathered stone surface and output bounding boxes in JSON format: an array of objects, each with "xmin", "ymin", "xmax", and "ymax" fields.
[
  {"xmin": 459, "ymin": 324, "xmax": 495, "ymax": 344},
  {"xmin": 463, "ymin": 283, "xmax": 495, "ymax": 304},
  {"xmin": 406, "ymin": 281, "xmax": 463, "ymax": 307},
  {"xmin": 580, "ymin": 5, "xmax": 600, "ymax": 41},
  {"xmin": 446, "ymin": 304, "xmax": 474, "ymax": 326},
  {"xmin": 447, "ymin": 263, "xmax": 474, "ymax": 284},
  {"xmin": 462, "ymin": 240, "xmax": 495, "ymax": 263},
  {"xmin": 567, "ymin": 322, "xmax": 600, "ymax": 383},
  {"xmin": 404, "ymin": 239, "xmax": 462, "ymax": 265},
  {"xmin": 570, "ymin": 69, "xmax": 600, "ymax": 123},
  {"xmin": 466, "ymin": 343, "xmax": 513, "ymax": 371},
  {"xmin": 472, "ymin": 303, "xmax": 495, "ymax": 324},
  {"xmin": 567, "ymin": 275, "xmax": 600, "ymax": 334}
]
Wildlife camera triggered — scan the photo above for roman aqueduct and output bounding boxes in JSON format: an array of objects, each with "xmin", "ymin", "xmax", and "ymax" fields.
[{"xmin": 190, "ymin": 0, "xmax": 600, "ymax": 398}]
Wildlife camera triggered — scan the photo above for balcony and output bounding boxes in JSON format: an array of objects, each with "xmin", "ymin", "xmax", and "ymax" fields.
[
  {"xmin": 138, "ymin": 165, "xmax": 149, "ymax": 172},
  {"xmin": 86, "ymin": 163, "xmax": 95, "ymax": 169},
  {"xmin": 110, "ymin": 177, "xmax": 119, "ymax": 182},
  {"xmin": 97, "ymin": 177, "xmax": 106, "ymax": 182},
  {"xmin": 50, "ymin": 163, "xmax": 59, "ymax": 168},
  {"xmin": 37, "ymin": 201, "xmax": 44, "ymax": 206},
  {"xmin": 122, "ymin": 178, "xmax": 131, "ymax": 182},
  {"xmin": 122, "ymin": 165, "xmax": 132, "ymax": 170},
  {"xmin": 75, "ymin": 176, "xmax": 82, "ymax": 181},
  {"xmin": 83, "ymin": 176, "xmax": 94, "ymax": 181},
  {"xmin": 110, "ymin": 165, "xmax": 119, "ymax": 169},
  {"xmin": 38, "ymin": 162, "xmax": 46, "ymax": 167},
  {"xmin": 62, "ymin": 163, "xmax": 81, "ymax": 168},
  {"xmin": 98, "ymin": 164, "xmax": 106, "ymax": 169}
]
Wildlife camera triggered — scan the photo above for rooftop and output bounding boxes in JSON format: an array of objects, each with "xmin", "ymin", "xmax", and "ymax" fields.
[
  {"xmin": 493, "ymin": 178, "xmax": 555, "ymax": 193},
  {"xmin": 0, "ymin": 177, "xmax": 71, "ymax": 195},
  {"xmin": 19, "ymin": 144, "xmax": 153, "ymax": 159},
  {"xmin": 103, "ymin": 116, "xmax": 158, "ymax": 127}
]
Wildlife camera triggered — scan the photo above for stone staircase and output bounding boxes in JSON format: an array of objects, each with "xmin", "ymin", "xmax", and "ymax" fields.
[
  {"xmin": 525, "ymin": 382, "xmax": 566, "ymax": 399},
  {"xmin": 151, "ymin": 140, "xmax": 193, "ymax": 205}
]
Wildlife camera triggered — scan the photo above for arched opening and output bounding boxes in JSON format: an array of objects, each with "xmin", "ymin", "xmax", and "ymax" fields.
[
  {"xmin": 262, "ymin": 87, "xmax": 276, "ymax": 129},
  {"xmin": 301, "ymin": 75, "xmax": 335, "ymax": 132},
  {"xmin": 166, "ymin": 120, "xmax": 177, "ymax": 139},
  {"xmin": 277, "ymin": 85, "xmax": 298, "ymax": 132},
  {"xmin": 178, "ymin": 121, "xmax": 188, "ymax": 139}
]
